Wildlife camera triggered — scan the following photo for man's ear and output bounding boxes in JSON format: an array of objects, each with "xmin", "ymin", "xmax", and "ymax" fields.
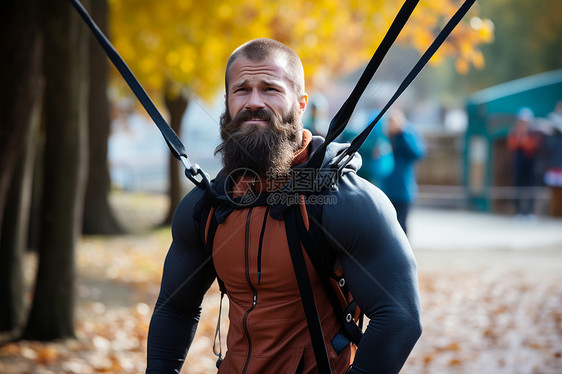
[{"xmin": 298, "ymin": 93, "xmax": 308, "ymax": 114}]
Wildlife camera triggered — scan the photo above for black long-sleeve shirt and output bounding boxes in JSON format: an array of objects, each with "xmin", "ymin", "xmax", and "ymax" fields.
[{"xmin": 147, "ymin": 140, "xmax": 422, "ymax": 373}]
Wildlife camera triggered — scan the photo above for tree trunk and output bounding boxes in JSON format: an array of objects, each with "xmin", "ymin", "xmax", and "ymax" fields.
[
  {"xmin": 23, "ymin": 0, "xmax": 89, "ymax": 340},
  {"xmin": 0, "ymin": 96, "xmax": 42, "ymax": 337},
  {"xmin": 26, "ymin": 132, "xmax": 46, "ymax": 254},
  {"xmin": 162, "ymin": 88, "xmax": 189, "ymax": 225},
  {"xmin": 0, "ymin": 0, "xmax": 43, "ymax": 335},
  {"xmin": 83, "ymin": 0, "xmax": 124, "ymax": 235},
  {"xmin": 0, "ymin": 169, "xmax": 27, "ymax": 336},
  {"xmin": 0, "ymin": 0, "xmax": 43, "ymax": 251}
]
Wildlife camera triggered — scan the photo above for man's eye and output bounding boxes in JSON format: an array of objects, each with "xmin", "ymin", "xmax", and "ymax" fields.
[
  {"xmin": 265, "ymin": 87, "xmax": 279, "ymax": 92},
  {"xmin": 234, "ymin": 87, "xmax": 248, "ymax": 93}
]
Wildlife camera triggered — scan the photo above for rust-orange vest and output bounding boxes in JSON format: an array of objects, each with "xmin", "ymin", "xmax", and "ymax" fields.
[
  {"xmin": 204, "ymin": 130, "xmax": 355, "ymax": 373},
  {"xmin": 207, "ymin": 201, "xmax": 353, "ymax": 374}
]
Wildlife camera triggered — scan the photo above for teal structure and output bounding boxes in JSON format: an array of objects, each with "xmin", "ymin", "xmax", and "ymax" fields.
[{"xmin": 464, "ymin": 70, "xmax": 562, "ymax": 212}]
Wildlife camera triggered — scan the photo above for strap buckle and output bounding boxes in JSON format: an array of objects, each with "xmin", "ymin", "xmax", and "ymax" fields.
[{"xmin": 180, "ymin": 155, "xmax": 211, "ymax": 189}]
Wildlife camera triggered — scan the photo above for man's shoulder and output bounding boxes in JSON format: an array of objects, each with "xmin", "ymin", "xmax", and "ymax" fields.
[
  {"xmin": 170, "ymin": 187, "xmax": 208, "ymax": 247},
  {"xmin": 172, "ymin": 187, "xmax": 207, "ymax": 226},
  {"xmin": 327, "ymin": 172, "xmax": 391, "ymax": 215},
  {"xmin": 319, "ymin": 172, "xmax": 399, "ymax": 250},
  {"xmin": 178, "ymin": 186, "xmax": 206, "ymax": 209}
]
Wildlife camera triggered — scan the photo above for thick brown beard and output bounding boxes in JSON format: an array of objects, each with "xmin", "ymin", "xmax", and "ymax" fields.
[{"xmin": 215, "ymin": 105, "xmax": 301, "ymax": 178}]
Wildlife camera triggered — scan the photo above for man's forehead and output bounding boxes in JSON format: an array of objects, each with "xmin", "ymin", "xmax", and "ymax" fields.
[
  {"xmin": 231, "ymin": 55, "xmax": 286, "ymax": 73},
  {"xmin": 228, "ymin": 55, "xmax": 290, "ymax": 84}
]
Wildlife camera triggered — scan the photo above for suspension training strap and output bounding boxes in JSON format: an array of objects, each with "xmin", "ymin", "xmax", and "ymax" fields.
[
  {"xmin": 307, "ymin": 0, "xmax": 419, "ymax": 170},
  {"xmin": 334, "ymin": 0, "xmax": 476, "ymax": 167},
  {"xmin": 324, "ymin": 0, "xmax": 419, "ymax": 142},
  {"xmin": 70, "ymin": 0, "xmax": 185, "ymax": 160},
  {"xmin": 70, "ymin": 0, "xmax": 212, "ymax": 188},
  {"xmin": 285, "ymin": 206, "xmax": 333, "ymax": 373}
]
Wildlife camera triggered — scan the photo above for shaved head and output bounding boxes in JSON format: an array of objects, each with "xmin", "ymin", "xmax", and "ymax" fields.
[{"xmin": 225, "ymin": 38, "xmax": 305, "ymax": 97}]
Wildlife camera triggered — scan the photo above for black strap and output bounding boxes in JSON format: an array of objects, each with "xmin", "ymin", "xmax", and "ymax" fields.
[
  {"xmin": 69, "ymin": 0, "xmax": 184, "ymax": 159},
  {"xmin": 296, "ymin": 200, "xmax": 363, "ymax": 347},
  {"xmin": 307, "ymin": 0, "xmax": 420, "ymax": 171},
  {"xmin": 342, "ymin": 300, "xmax": 363, "ymax": 344},
  {"xmin": 69, "ymin": 0, "xmax": 211, "ymax": 188},
  {"xmin": 333, "ymin": 0, "xmax": 477, "ymax": 168},
  {"xmin": 285, "ymin": 206, "xmax": 332, "ymax": 373}
]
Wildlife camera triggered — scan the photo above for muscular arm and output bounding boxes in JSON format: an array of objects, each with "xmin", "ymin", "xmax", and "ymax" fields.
[
  {"xmin": 146, "ymin": 188, "xmax": 216, "ymax": 373},
  {"xmin": 324, "ymin": 173, "xmax": 422, "ymax": 373}
]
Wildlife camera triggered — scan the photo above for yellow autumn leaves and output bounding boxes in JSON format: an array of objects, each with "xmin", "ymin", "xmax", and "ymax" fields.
[{"xmin": 108, "ymin": 0, "xmax": 493, "ymax": 100}]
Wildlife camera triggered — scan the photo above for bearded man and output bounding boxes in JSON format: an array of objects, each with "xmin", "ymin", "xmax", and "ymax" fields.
[{"xmin": 146, "ymin": 38, "xmax": 422, "ymax": 374}]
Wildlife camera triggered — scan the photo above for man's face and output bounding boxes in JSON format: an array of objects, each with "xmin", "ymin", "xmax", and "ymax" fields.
[
  {"xmin": 226, "ymin": 55, "xmax": 307, "ymax": 128},
  {"xmin": 216, "ymin": 55, "xmax": 308, "ymax": 177}
]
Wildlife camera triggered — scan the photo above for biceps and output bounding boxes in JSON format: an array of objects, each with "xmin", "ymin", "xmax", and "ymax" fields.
[
  {"xmin": 340, "ymin": 238, "xmax": 419, "ymax": 318},
  {"xmin": 158, "ymin": 242, "xmax": 216, "ymax": 310}
]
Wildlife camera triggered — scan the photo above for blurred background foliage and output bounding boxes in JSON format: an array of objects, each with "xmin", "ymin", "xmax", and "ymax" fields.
[
  {"xmin": 427, "ymin": 0, "xmax": 562, "ymax": 99},
  {"xmin": 108, "ymin": 0, "xmax": 493, "ymax": 101}
]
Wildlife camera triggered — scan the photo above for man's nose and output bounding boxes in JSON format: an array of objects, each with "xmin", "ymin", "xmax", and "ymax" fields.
[{"xmin": 245, "ymin": 89, "xmax": 265, "ymax": 111}]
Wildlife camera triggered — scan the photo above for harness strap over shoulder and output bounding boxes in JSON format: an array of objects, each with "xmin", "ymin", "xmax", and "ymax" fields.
[
  {"xmin": 332, "ymin": 0, "xmax": 477, "ymax": 169},
  {"xmin": 295, "ymin": 198, "xmax": 364, "ymax": 351},
  {"xmin": 69, "ymin": 0, "xmax": 212, "ymax": 188},
  {"xmin": 306, "ymin": 0, "xmax": 420, "ymax": 172},
  {"xmin": 285, "ymin": 204, "xmax": 333, "ymax": 374}
]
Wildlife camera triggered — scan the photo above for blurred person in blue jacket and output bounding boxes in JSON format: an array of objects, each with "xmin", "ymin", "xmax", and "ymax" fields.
[
  {"xmin": 375, "ymin": 109, "xmax": 426, "ymax": 235},
  {"xmin": 340, "ymin": 110, "xmax": 393, "ymax": 184}
]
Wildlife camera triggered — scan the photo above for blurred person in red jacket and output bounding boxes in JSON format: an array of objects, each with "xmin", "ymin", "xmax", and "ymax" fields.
[{"xmin": 506, "ymin": 107, "xmax": 541, "ymax": 218}]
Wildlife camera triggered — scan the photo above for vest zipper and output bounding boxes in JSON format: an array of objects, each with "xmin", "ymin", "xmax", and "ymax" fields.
[
  {"xmin": 256, "ymin": 206, "xmax": 270, "ymax": 285},
  {"xmin": 242, "ymin": 208, "xmax": 257, "ymax": 374}
]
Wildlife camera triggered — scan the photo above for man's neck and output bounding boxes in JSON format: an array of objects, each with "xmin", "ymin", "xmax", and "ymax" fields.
[{"xmin": 291, "ymin": 129, "xmax": 312, "ymax": 166}]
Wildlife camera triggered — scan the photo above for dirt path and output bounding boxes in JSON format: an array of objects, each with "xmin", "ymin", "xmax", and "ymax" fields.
[{"xmin": 406, "ymin": 246, "xmax": 562, "ymax": 374}]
